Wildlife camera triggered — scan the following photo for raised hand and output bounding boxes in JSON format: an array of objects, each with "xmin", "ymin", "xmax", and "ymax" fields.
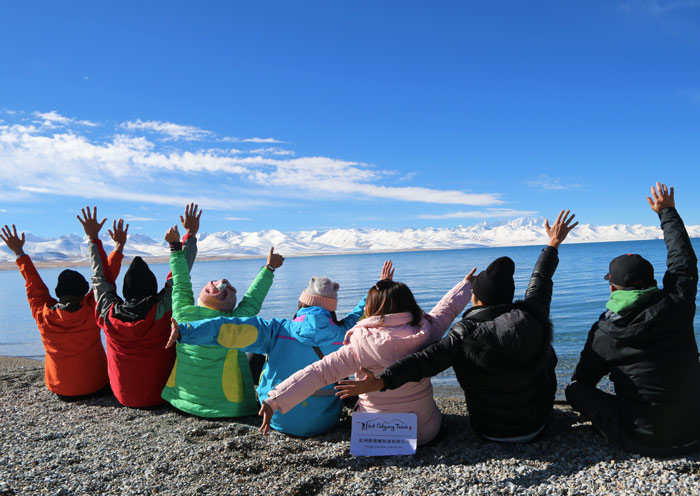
[
  {"xmin": 465, "ymin": 267, "xmax": 477, "ymax": 284},
  {"xmin": 267, "ymin": 247, "xmax": 285, "ymax": 270},
  {"xmin": 165, "ymin": 317, "xmax": 180, "ymax": 349},
  {"xmin": 164, "ymin": 225, "xmax": 181, "ymax": 244},
  {"xmin": 380, "ymin": 260, "xmax": 395, "ymax": 280},
  {"xmin": 108, "ymin": 219, "xmax": 129, "ymax": 253},
  {"xmin": 0, "ymin": 224, "xmax": 26, "ymax": 256},
  {"xmin": 258, "ymin": 402, "xmax": 274, "ymax": 436},
  {"xmin": 646, "ymin": 182, "xmax": 675, "ymax": 213},
  {"xmin": 77, "ymin": 206, "xmax": 107, "ymax": 241},
  {"xmin": 544, "ymin": 210, "xmax": 578, "ymax": 249},
  {"xmin": 180, "ymin": 203, "xmax": 202, "ymax": 236},
  {"xmin": 334, "ymin": 367, "xmax": 385, "ymax": 399}
]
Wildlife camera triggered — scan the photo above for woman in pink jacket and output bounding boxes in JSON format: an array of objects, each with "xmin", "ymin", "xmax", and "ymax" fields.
[{"xmin": 259, "ymin": 262, "xmax": 475, "ymax": 445}]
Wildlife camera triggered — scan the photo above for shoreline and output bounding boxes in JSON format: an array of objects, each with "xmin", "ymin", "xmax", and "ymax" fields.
[
  {"xmin": 1, "ymin": 356, "xmax": 698, "ymax": 495},
  {"xmin": 2, "ymin": 236, "xmax": 696, "ymax": 270},
  {"xmin": 0, "ymin": 355, "xmax": 467, "ymax": 399}
]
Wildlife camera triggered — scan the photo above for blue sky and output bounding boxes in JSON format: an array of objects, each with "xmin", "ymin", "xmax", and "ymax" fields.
[{"xmin": 1, "ymin": 1, "xmax": 699, "ymax": 239}]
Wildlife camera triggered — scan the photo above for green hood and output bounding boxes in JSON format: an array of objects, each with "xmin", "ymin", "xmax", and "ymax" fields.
[{"xmin": 606, "ymin": 287, "xmax": 661, "ymax": 316}]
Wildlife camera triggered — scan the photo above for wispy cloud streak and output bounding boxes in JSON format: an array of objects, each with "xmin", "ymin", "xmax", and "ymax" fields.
[
  {"xmin": 420, "ymin": 209, "xmax": 537, "ymax": 219},
  {"xmin": 524, "ymin": 174, "xmax": 583, "ymax": 191}
]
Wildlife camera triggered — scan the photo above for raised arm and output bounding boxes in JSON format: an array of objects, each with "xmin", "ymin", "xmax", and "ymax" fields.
[
  {"xmin": 647, "ymin": 183, "xmax": 698, "ymax": 304},
  {"xmin": 2, "ymin": 224, "xmax": 57, "ymax": 318},
  {"xmin": 164, "ymin": 225, "xmax": 197, "ymax": 323},
  {"xmin": 159, "ymin": 205, "xmax": 200, "ymax": 318},
  {"xmin": 233, "ymin": 247, "xmax": 284, "ymax": 317},
  {"xmin": 105, "ymin": 218, "xmax": 128, "ymax": 280},
  {"xmin": 334, "ymin": 260, "xmax": 394, "ymax": 332},
  {"xmin": 180, "ymin": 202, "xmax": 201, "ymax": 272},
  {"xmin": 336, "ymin": 295, "xmax": 366, "ymax": 331},
  {"xmin": 78, "ymin": 207, "xmax": 119, "ymax": 320},
  {"xmin": 423, "ymin": 268, "xmax": 474, "ymax": 339},
  {"xmin": 523, "ymin": 210, "xmax": 577, "ymax": 314}
]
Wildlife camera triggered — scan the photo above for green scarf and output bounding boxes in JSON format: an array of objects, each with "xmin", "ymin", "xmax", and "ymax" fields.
[{"xmin": 606, "ymin": 287, "xmax": 661, "ymax": 316}]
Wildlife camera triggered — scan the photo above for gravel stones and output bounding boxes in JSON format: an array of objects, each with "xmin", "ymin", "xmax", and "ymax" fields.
[{"xmin": 1, "ymin": 357, "xmax": 699, "ymax": 496}]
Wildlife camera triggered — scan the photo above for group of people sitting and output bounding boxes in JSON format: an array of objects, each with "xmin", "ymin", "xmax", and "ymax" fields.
[{"xmin": 2, "ymin": 182, "xmax": 698, "ymax": 457}]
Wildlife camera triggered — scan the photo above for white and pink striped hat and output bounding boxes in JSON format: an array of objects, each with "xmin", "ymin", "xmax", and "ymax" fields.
[{"xmin": 299, "ymin": 276, "xmax": 339, "ymax": 312}]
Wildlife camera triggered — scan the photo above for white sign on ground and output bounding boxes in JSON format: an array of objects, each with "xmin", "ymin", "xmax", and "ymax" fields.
[{"xmin": 350, "ymin": 412, "xmax": 417, "ymax": 456}]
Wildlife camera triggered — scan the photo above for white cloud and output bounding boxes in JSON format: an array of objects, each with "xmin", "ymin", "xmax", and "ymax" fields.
[
  {"xmin": 619, "ymin": 0, "xmax": 700, "ymax": 14},
  {"xmin": 249, "ymin": 147, "xmax": 295, "ymax": 156},
  {"xmin": 419, "ymin": 209, "xmax": 537, "ymax": 219},
  {"xmin": 242, "ymin": 137, "xmax": 286, "ymax": 143},
  {"xmin": 524, "ymin": 174, "xmax": 583, "ymax": 191},
  {"xmin": 224, "ymin": 216, "xmax": 252, "ymax": 221},
  {"xmin": 32, "ymin": 110, "xmax": 97, "ymax": 128},
  {"xmin": 220, "ymin": 136, "xmax": 287, "ymax": 144},
  {"xmin": 20, "ymin": 180, "xmax": 255, "ymax": 210},
  {"xmin": 0, "ymin": 112, "xmax": 507, "ymax": 211},
  {"xmin": 398, "ymin": 172, "xmax": 418, "ymax": 182},
  {"xmin": 120, "ymin": 119, "xmax": 213, "ymax": 141},
  {"xmin": 122, "ymin": 215, "xmax": 159, "ymax": 221}
]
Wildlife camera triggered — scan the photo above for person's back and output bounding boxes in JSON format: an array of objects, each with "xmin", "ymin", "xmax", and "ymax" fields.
[
  {"xmin": 175, "ymin": 275, "xmax": 367, "ymax": 436},
  {"xmin": 335, "ymin": 210, "xmax": 577, "ymax": 443},
  {"xmin": 447, "ymin": 289, "xmax": 558, "ymax": 440},
  {"xmin": 567, "ymin": 183, "xmax": 700, "ymax": 455},
  {"xmin": 79, "ymin": 205, "xmax": 199, "ymax": 408},
  {"xmin": 1, "ymin": 223, "xmax": 123, "ymax": 397},
  {"xmin": 259, "ymin": 304, "xmax": 353, "ymax": 436},
  {"xmin": 264, "ymin": 272, "xmax": 472, "ymax": 445},
  {"xmin": 162, "ymin": 231, "xmax": 284, "ymax": 418}
]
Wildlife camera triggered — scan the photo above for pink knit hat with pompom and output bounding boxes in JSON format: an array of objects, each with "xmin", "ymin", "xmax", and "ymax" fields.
[{"xmin": 198, "ymin": 279, "xmax": 237, "ymax": 312}]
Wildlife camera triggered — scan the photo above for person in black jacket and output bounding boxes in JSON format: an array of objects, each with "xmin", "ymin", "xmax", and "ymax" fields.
[
  {"xmin": 565, "ymin": 182, "xmax": 700, "ymax": 456},
  {"xmin": 336, "ymin": 210, "xmax": 578, "ymax": 442}
]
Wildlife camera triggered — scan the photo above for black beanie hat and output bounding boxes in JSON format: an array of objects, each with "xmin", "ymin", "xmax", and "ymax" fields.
[
  {"xmin": 55, "ymin": 269, "xmax": 90, "ymax": 298},
  {"xmin": 472, "ymin": 256, "xmax": 515, "ymax": 305},
  {"xmin": 123, "ymin": 256, "xmax": 158, "ymax": 302}
]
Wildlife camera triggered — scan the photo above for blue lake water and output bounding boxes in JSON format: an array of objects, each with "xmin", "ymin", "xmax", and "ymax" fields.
[{"xmin": 1, "ymin": 239, "xmax": 698, "ymax": 399}]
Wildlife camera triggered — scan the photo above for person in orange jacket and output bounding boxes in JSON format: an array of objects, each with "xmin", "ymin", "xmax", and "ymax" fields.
[{"xmin": 0, "ymin": 219, "xmax": 127, "ymax": 399}]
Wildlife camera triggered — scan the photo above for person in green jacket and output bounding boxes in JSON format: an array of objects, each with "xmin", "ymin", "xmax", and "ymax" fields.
[{"xmin": 161, "ymin": 222, "xmax": 285, "ymax": 418}]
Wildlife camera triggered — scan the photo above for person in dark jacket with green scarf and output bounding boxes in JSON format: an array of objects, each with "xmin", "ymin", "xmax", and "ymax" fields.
[{"xmin": 566, "ymin": 182, "xmax": 700, "ymax": 456}]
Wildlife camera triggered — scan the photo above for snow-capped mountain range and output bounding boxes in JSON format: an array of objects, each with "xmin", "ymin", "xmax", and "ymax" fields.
[{"xmin": 2, "ymin": 217, "xmax": 698, "ymax": 263}]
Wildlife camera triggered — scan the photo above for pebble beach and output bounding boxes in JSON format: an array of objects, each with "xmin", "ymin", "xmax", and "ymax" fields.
[{"xmin": 1, "ymin": 356, "xmax": 699, "ymax": 496}]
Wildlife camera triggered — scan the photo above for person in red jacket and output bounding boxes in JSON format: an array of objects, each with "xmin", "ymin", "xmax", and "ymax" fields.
[
  {"xmin": 0, "ymin": 221, "xmax": 126, "ymax": 399},
  {"xmin": 78, "ymin": 204, "xmax": 200, "ymax": 408}
]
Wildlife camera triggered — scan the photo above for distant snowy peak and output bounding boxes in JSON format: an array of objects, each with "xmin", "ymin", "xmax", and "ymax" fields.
[{"xmin": 1, "ymin": 217, "xmax": 698, "ymax": 262}]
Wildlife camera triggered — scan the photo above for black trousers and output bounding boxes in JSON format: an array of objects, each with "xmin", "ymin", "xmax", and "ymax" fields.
[
  {"xmin": 565, "ymin": 381, "xmax": 700, "ymax": 457},
  {"xmin": 246, "ymin": 353, "xmax": 266, "ymax": 386}
]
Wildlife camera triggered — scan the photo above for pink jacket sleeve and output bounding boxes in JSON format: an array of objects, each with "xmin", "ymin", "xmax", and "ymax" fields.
[
  {"xmin": 422, "ymin": 279, "xmax": 471, "ymax": 342},
  {"xmin": 265, "ymin": 343, "xmax": 363, "ymax": 414}
]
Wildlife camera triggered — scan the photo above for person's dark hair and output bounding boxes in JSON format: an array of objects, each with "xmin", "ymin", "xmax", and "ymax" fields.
[
  {"xmin": 365, "ymin": 279, "xmax": 423, "ymax": 326},
  {"xmin": 295, "ymin": 302, "xmax": 342, "ymax": 326}
]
